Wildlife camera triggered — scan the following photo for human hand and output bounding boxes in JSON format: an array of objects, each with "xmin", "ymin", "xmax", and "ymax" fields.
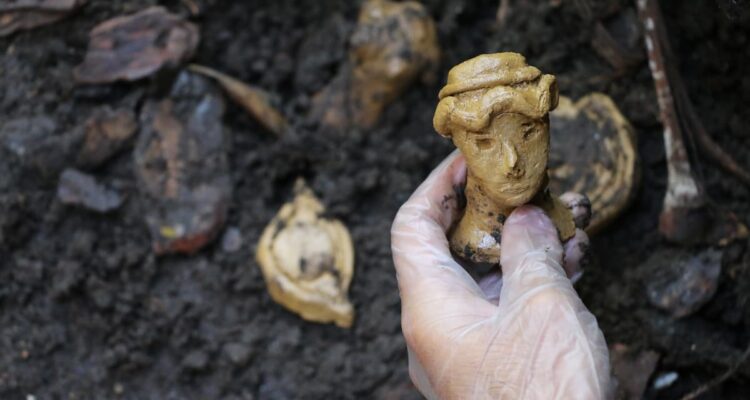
[{"xmin": 391, "ymin": 151, "xmax": 612, "ymax": 399}]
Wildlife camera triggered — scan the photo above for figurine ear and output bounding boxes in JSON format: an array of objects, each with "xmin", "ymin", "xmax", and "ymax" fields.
[
  {"xmin": 539, "ymin": 74, "xmax": 558, "ymax": 112},
  {"xmin": 433, "ymin": 96, "xmax": 456, "ymax": 138}
]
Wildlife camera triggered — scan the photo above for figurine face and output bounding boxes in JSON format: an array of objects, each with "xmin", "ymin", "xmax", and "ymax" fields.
[{"xmin": 452, "ymin": 113, "xmax": 549, "ymax": 206}]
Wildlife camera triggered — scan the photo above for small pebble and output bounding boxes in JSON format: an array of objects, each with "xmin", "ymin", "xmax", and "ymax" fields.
[
  {"xmin": 653, "ymin": 371, "xmax": 679, "ymax": 390},
  {"xmin": 57, "ymin": 168, "xmax": 123, "ymax": 213},
  {"xmin": 182, "ymin": 350, "xmax": 208, "ymax": 371},
  {"xmin": 223, "ymin": 342, "xmax": 252, "ymax": 365},
  {"xmin": 221, "ymin": 227, "xmax": 243, "ymax": 253}
]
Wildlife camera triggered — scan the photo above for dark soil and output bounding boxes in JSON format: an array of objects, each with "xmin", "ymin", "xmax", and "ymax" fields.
[{"xmin": 1, "ymin": 0, "xmax": 749, "ymax": 399}]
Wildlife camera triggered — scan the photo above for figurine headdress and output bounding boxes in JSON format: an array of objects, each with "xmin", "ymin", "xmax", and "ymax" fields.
[{"xmin": 434, "ymin": 52, "xmax": 558, "ymax": 137}]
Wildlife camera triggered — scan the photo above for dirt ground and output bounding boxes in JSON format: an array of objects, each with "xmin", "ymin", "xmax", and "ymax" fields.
[{"xmin": 1, "ymin": 0, "xmax": 749, "ymax": 399}]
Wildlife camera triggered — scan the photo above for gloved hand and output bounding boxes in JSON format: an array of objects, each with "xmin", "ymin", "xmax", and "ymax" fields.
[{"xmin": 391, "ymin": 151, "xmax": 612, "ymax": 399}]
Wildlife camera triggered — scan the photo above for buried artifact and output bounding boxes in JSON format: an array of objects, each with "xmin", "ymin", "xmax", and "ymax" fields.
[
  {"xmin": 134, "ymin": 72, "xmax": 231, "ymax": 255},
  {"xmin": 434, "ymin": 52, "xmax": 576, "ymax": 264},
  {"xmin": 311, "ymin": 0, "xmax": 439, "ymax": 130},
  {"xmin": 256, "ymin": 180, "xmax": 355, "ymax": 328},
  {"xmin": 548, "ymin": 93, "xmax": 639, "ymax": 234}
]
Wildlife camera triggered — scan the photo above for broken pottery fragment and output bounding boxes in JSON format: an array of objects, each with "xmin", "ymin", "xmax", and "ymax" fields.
[
  {"xmin": 74, "ymin": 6, "xmax": 199, "ymax": 84},
  {"xmin": 0, "ymin": 0, "xmax": 85, "ymax": 37},
  {"xmin": 434, "ymin": 52, "xmax": 575, "ymax": 264},
  {"xmin": 311, "ymin": 0, "xmax": 439, "ymax": 130},
  {"xmin": 76, "ymin": 107, "xmax": 138, "ymax": 167},
  {"xmin": 644, "ymin": 247, "xmax": 722, "ymax": 318},
  {"xmin": 188, "ymin": 64, "xmax": 288, "ymax": 136},
  {"xmin": 134, "ymin": 71, "xmax": 231, "ymax": 255},
  {"xmin": 548, "ymin": 94, "xmax": 639, "ymax": 234},
  {"xmin": 57, "ymin": 168, "xmax": 122, "ymax": 213},
  {"xmin": 256, "ymin": 180, "xmax": 354, "ymax": 328}
]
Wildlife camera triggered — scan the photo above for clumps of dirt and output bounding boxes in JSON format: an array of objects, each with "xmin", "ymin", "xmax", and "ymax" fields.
[{"xmin": 1, "ymin": 0, "xmax": 749, "ymax": 399}]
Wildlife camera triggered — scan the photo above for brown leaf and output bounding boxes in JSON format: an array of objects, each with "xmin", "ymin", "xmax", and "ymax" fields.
[
  {"xmin": 188, "ymin": 64, "xmax": 287, "ymax": 136},
  {"xmin": 74, "ymin": 6, "xmax": 199, "ymax": 84}
]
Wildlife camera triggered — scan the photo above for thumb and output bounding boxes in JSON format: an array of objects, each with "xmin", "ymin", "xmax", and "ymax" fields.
[
  {"xmin": 497, "ymin": 206, "xmax": 613, "ymax": 399},
  {"xmin": 499, "ymin": 206, "xmax": 569, "ymax": 304}
]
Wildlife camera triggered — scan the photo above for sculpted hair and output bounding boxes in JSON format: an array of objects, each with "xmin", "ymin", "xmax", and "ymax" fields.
[{"xmin": 433, "ymin": 53, "xmax": 558, "ymax": 138}]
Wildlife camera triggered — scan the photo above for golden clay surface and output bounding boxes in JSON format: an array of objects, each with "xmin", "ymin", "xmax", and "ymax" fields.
[
  {"xmin": 311, "ymin": 0, "xmax": 439, "ymax": 129},
  {"xmin": 256, "ymin": 181, "xmax": 354, "ymax": 328},
  {"xmin": 548, "ymin": 94, "xmax": 639, "ymax": 234},
  {"xmin": 433, "ymin": 52, "xmax": 575, "ymax": 264}
]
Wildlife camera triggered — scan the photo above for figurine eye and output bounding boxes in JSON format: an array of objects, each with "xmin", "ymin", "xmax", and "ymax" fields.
[
  {"xmin": 522, "ymin": 122, "xmax": 536, "ymax": 140},
  {"xmin": 468, "ymin": 131, "xmax": 493, "ymax": 149},
  {"xmin": 475, "ymin": 138, "xmax": 492, "ymax": 149}
]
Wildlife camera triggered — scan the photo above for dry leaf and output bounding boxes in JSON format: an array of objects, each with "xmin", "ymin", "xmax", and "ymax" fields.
[{"xmin": 188, "ymin": 64, "xmax": 287, "ymax": 136}]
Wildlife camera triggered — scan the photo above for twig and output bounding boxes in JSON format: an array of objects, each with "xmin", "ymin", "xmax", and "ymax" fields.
[
  {"xmin": 637, "ymin": 0, "xmax": 705, "ymax": 241},
  {"xmin": 638, "ymin": 0, "xmax": 750, "ymax": 244},
  {"xmin": 641, "ymin": 0, "xmax": 750, "ymax": 187},
  {"xmin": 180, "ymin": 0, "xmax": 200, "ymax": 16},
  {"xmin": 496, "ymin": 0, "xmax": 510, "ymax": 25},
  {"xmin": 672, "ymin": 74, "xmax": 750, "ymax": 186},
  {"xmin": 680, "ymin": 341, "xmax": 750, "ymax": 400}
]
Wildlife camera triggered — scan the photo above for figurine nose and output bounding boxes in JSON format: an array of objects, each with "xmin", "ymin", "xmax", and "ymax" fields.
[{"xmin": 502, "ymin": 141, "xmax": 521, "ymax": 177}]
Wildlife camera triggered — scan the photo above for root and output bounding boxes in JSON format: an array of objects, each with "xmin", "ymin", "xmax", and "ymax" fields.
[{"xmin": 680, "ymin": 341, "xmax": 750, "ymax": 400}]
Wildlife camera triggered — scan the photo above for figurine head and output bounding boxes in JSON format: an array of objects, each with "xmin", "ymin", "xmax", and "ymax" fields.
[{"xmin": 434, "ymin": 53, "xmax": 558, "ymax": 206}]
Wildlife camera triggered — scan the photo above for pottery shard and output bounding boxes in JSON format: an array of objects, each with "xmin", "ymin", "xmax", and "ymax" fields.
[
  {"xmin": 311, "ymin": 0, "xmax": 440, "ymax": 129},
  {"xmin": 0, "ymin": 0, "xmax": 84, "ymax": 37},
  {"xmin": 74, "ymin": 6, "xmax": 199, "ymax": 84},
  {"xmin": 134, "ymin": 71, "xmax": 231, "ymax": 255},
  {"xmin": 548, "ymin": 93, "xmax": 639, "ymax": 234},
  {"xmin": 256, "ymin": 180, "xmax": 355, "ymax": 328},
  {"xmin": 76, "ymin": 107, "xmax": 137, "ymax": 167}
]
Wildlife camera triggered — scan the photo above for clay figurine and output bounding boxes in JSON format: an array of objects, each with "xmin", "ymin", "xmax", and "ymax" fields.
[
  {"xmin": 311, "ymin": 0, "xmax": 440, "ymax": 130},
  {"xmin": 256, "ymin": 180, "xmax": 355, "ymax": 328},
  {"xmin": 434, "ymin": 52, "xmax": 575, "ymax": 264}
]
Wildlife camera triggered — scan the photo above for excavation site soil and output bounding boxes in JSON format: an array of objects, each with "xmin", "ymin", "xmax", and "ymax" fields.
[{"xmin": 1, "ymin": 0, "xmax": 749, "ymax": 399}]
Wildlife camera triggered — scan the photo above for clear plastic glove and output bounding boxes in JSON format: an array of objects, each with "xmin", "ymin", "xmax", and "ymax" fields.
[{"xmin": 391, "ymin": 151, "xmax": 612, "ymax": 399}]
